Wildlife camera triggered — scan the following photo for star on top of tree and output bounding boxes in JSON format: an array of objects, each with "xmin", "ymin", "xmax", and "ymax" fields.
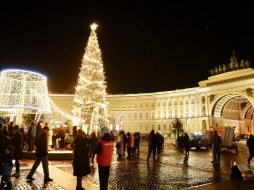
[{"xmin": 90, "ymin": 23, "xmax": 98, "ymax": 31}]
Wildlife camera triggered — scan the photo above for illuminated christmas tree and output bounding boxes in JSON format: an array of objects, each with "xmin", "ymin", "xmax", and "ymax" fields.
[{"xmin": 72, "ymin": 23, "xmax": 107, "ymax": 132}]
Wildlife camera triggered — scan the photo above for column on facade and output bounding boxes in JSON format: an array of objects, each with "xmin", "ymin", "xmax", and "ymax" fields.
[
  {"xmin": 166, "ymin": 99, "xmax": 169, "ymax": 118},
  {"xmin": 199, "ymin": 96, "xmax": 202, "ymax": 116},
  {"xmin": 155, "ymin": 101, "xmax": 158, "ymax": 119},
  {"xmin": 205, "ymin": 95, "xmax": 209, "ymax": 117},
  {"xmin": 177, "ymin": 98, "xmax": 180, "ymax": 118},
  {"xmin": 160, "ymin": 100, "xmax": 163, "ymax": 119},
  {"xmin": 188, "ymin": 98, "xmax": 192, "ymax": 117},
  {"xmin": 195, "ymin": 96, "xmax": 198, "ymax": 117},
  {"xmin": 172, "ymin": 98, "xmax": 175, "ymax": 118},
  {"xmin": 184, "ymin": 97, "xmax": 187, "ymax": 117}
]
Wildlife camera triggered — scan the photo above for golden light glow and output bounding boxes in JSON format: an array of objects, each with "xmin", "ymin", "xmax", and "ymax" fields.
[{"xmin": 90, "ymin": 23, "xmax": 98, "ymax": 31}]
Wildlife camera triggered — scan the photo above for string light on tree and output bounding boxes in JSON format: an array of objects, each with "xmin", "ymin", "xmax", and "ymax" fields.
[{"xmin": 72, "ymin": 23, "xmax": 108, "ymax": 132}]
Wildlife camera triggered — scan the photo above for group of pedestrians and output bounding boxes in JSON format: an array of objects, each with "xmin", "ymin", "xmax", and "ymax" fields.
[
  {"xmin": 0, "ymin": 121, "xmax": 23, "ymax": 189},
  {"xmin": 0, "ymin": 120, "xmax": 115, "ymax": 190},
  {"xmin": 115, "ymin": 129, "xmax": 165, "ymax": 162},
  {"xmin": 116, "ymin": 130, "xmax": 143, "ymax": 160},
  {"xmin": 71, "ymin": 126, "xmax": 114, "ymax": 190},
  {"xmin": 146, "ymin": 130, "xmax": 165, "ymax": 161}
]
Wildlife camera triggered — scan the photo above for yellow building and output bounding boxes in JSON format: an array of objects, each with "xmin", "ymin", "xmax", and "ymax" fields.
[{"xmin": 50, "ymin": 68, "xmax": 254, "ymax": 136}]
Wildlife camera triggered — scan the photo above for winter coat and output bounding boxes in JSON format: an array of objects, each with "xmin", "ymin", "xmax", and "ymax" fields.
[
  {"xmin": 89, "ymin": 134, "xmax": 99, "ymax": 151},
  {"xmin": 35, "ymin": 131, "xmax": 48, "ymax": 158},
  {"xmin": 72, "ymin": 135, "xmax": 91, "ymax": 177},
  {"xmin": 210, "ymin": 134, "xmax": 222, "ymax": 153},
  {"xmin": 147, "ymin": 131, "xmax": 158, "ymax": 148},
  {"xmin": 27, "ymin": 124, "xmax": 36, "ymax": 139},
  {"xmin": 247, "ymin": 135, "xmax": 254, "ymax": 152},
  {"xmin": 12, "ymin": 130, "xmax": 23, "ymax": 153}
]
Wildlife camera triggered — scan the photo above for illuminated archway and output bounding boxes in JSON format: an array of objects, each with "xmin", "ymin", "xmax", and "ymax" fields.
[{"xmin": 211, "ymin": 93, "xmax": 254, "ymax": 134}]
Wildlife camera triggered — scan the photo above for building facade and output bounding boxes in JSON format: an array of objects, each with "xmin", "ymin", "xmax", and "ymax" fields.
[{"xmin": 50, "ymin": 68, "xmax": 254, "ymax": 136}]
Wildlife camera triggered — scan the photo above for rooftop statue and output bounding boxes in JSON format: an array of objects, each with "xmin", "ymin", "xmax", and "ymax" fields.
[{"xmin": 209, "ymin": 51, "xmax": 250, "ymax": 76}]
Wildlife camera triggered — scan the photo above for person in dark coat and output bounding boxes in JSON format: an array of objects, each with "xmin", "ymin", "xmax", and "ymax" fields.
[
  {"xmin": 146, "ymin": 130, "xmax": 158, "ymax": 161},
  {"xmin": 2, "ymin": 124, "xmax": 11, "ymax": 147},
  {"xmin": 209, "ymin": 130, "xmax": 222, "ymax": 165},
  {"xmin": 183, "ymin": 133, "xmax": 190, "ymax": 156},
  {"xmin": 156, "ymin": 132, "xmax": 164, "ymax": 154},
  {"xmin": 72, "ymin": 129, "xmax": 91, "ymax": 190},
  {"xmin": 122, "ymin": 131, "xmax": 127, "ymax": 156},
  {"xmin": 7, "ymin": 122, "xmax": 14, "ymax": 140},
  {"xmin": 36, "ymin": 121, "xmax": 42, "ymax": 139},
  {"xmin": 88, "ymin": 131, "xmax": 98, "ymax": 163},
  {"xmin": 26, "ymin": 129, "xmax": 53, "ymax": 183},
  {"xmin": 72, "ymin": 126, "xmax": 78, "ymax": 139},
  {"xmin": 0, "ymin": 145, "xmax": 15, "ymax": 190},
  {"xmin": 19, "ymin": 127, "xmax": 27, "ymax": 151},
  {"xmin": 246, "ymin": 134, "xmax": 254, "ymax": 164},
  {"xmin": 11, "ymin": 125, "xmax": 23, "ymax": 177}
]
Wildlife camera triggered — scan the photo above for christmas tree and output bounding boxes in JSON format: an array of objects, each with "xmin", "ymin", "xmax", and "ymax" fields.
[{"xmin": 72, "ymin": 23, "xmax": 107, "ymax": 132}]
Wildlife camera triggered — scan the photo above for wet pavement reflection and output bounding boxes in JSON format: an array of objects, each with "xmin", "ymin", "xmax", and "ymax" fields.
[{"xmin": 9, "ymin": 140, "xmax": 248, "ymax": 189}]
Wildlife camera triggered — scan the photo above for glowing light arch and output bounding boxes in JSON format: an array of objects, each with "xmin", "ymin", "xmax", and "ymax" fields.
[{"xmin": 0, "ymin": 69, "xmax": 51, "ymax": 124}]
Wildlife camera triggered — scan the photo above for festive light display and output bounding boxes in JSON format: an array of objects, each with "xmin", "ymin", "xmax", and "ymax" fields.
[
  {"xmin": 49, "ymin": 97, "xmax": 82, "ymax": 125},
  {"xmin": 0, "ymin": 69, "xmax": 51, "ymax": 124},
  {"xmin": 72, "ymin": 23, "xmax": 108, "ymax": 132}
]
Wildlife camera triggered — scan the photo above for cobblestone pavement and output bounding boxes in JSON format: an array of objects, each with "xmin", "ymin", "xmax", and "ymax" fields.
[{"xmin": 7, "ymin": 140, "xmax": 249, "ymax": 190}]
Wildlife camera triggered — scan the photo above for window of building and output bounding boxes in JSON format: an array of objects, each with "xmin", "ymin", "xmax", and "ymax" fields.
[
  {"xmin": 158, "ymin": 125, "xmax": 161, "ymax": 130},
  {"xmin": 140, "ymin": 113, "xmax": 142, "ymax": 119},
  {"xmin": 134, "ymin": 113, "xmax": 137, "ymax": 119},
  {"xmin": 146, "ymin": 113, "xmax": 148, "ymax": 119},
  {"xmin": 163, "ymin": 124, "xmax": 166, "ymax": 131}
]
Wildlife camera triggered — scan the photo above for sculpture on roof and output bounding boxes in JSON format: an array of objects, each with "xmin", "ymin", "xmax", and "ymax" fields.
[{"xmin": 209, "ymin": 51, "xmax": 251, "ymax": 76}]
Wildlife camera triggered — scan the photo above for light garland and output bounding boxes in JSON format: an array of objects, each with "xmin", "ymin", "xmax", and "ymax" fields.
[
  {"xmin": 72, "ymin": 23, "xmax": 108, "ymax": 129},
  {"xmin": 49, "ymin": 98, "xmax": 83, "ymax": 125}
]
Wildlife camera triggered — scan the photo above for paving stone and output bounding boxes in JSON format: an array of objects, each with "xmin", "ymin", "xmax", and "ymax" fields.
[{"xmin": 6, "ymin": 140, "xmax": 249, "ymax": 190}]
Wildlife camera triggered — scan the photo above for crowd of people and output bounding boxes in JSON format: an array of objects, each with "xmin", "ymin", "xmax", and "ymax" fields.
[
  {"xmin": 115, "ymin": 130, "xmax": 165, "ymax": 161},
  {"xmin": 0, "ymin": 118, "xmax": 234, "ymax": 190},
  {"xmin": 0, "ymin": 120, "xmax": 114, "ymax": 190}
]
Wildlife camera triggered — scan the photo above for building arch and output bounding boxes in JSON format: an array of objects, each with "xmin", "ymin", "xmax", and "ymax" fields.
[{"xmin": 211, "ymin": 92, "xmax": 254, "ymax": 118}]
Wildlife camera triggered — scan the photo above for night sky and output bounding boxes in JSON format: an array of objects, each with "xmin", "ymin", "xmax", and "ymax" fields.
[{"xmin": 0, "ymin": 1, "xmax": 253, "ymax": 94}]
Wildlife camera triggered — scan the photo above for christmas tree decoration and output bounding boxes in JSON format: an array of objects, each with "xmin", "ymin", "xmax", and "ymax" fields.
[
  {"xmin": 0, "ymin": 69, "xmax": 51, "ymax": 124},
  {"xmin": 72, "ymin": 23, "xmax": 108, "ymax": 132}
]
